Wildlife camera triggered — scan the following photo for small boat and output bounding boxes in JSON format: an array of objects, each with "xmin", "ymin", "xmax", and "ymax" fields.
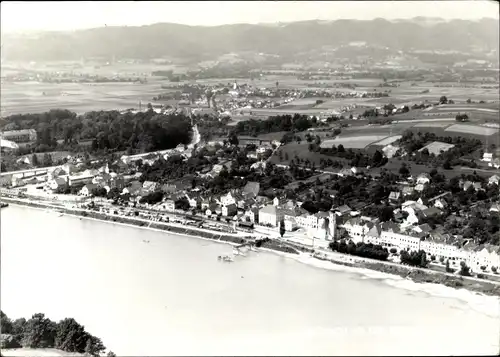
[
  {"xmin": 142, "ymin": 240, "xmax": 150, "ymax": 243},
  {"xmin": 0, "ymin": 202, "xmax": 9, "ymax": 208},
  {"xmin": 218, "ymin": 255, "xmax": 234, "ymax": 262}
]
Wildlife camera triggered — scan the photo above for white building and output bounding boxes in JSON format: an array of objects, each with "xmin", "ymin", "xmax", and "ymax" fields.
[
  {"xmin": 380, "ymin": 231, "xmax": 421, "ymax": 252},
  {"xmin": 341, "ymin": 217, "xmax": 372, "ymax": 243},
  {"xmin": 68, "ymin": 172, "xmax": 95, "ymax": 187},
  {"xmin": 467, "ymin": 245, "xmax": 500, "ymax": 272},
  {"xmin": 259, "ymin": 205, "xmax": 283, "ymax": 227},
  {"xmin": 416, "ymin": 173, "xmax": 431, "ymax": 185},
  {"xmin": 488, "ymin": 175, "xmax": 500, "ymax": 186}
]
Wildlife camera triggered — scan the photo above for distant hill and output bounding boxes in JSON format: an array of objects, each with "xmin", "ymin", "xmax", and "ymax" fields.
[{"xmin": 1, "ymin": 18, "xmax": 498, "ymax": 61}]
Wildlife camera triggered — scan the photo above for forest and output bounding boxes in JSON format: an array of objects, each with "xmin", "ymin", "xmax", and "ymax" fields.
[
  {"xmin": 1, "ymin": 109, "xmax": 193, "ymax": 156},
  {"xmin": 0, "ymin": 311, "xmax": 114, "ymax": 356}
]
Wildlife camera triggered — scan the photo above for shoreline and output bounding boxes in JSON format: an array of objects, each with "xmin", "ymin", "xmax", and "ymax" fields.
[
  {"xmin": 0, "ymin": 197, "xmax": 300, "ymax": 255},
  {"xmin": 3, "ymin": 197, "xmax": 500, "ymax": 302}
]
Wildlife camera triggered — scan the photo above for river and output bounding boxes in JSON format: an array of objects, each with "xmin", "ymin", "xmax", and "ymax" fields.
[{"xmin": 1, "ymin": 205, "xmax": 499, "ymax": 356}]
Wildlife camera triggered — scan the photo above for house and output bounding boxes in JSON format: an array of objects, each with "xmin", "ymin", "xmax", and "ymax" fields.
[
  {"xmin": 242, "ymin": 181, "xmax": 260, "ymax": 198},
  {"xmin": 335, "ymin": 205, "xmax": 352, "ymax": 216},
  {"xmin": 247, "ymin": 151, "xmax": 258, "ymax": 159},
  {"xmin": 295, "ymin": 212, "xmax": 321, "ymax": 230},
  {"xmin": 222, "ymin": 203, "xmax": 237, "ymax": 217},
  {"xmin": 80, "ymin": 184, "xmax": 98, "ymax": 197},
  {"xmin": 482, "ymin": 152, "xmax": 493, "ymax": 163},
  {"xmin": 163, "ymin": 199, "xmax": 176, "ymax": 211},
  {"xmin": 434, "ymin": 199, "xmax": 448, "ymax": 210},
  {"xmin": 47, "ymin": 177, "xmax": 67, "ymax": 191},
  {"xmin": 259, "ymin": 205, "xmax": 283, "ymax": 227},
  {"xmin": 122, "ymin": 181, "xmax": 143, "ymax": 196},
  {"xmin": 463, "ymin": 181, "xmax": 482, "ymax": 192},
  {"xmin": 143, "ymin": 181, "xmax": 160, "ymax": 193},
  {"xmin": 488, "ymin": 175, "xmax": 500, "ymax": 186},
  {"xmin": 1, "ymin": 129, "xmax": 37, "ymax": 143},
  {"xmin": 414, "ymin": 183, "xmax": 425, "ymax": 192},
  {"xmin": 201, "ymin": 197, "xmax": 214, "ymax": 210},
  {"xmin": 364, "ymin": 223, "xmax": 382, "ymax": 245},
  {"xmin": 341, "ymin": 217, "xmax": 374, "ymax": 243},
  {"xmin": 92, "ymin": 173, "xmax": 111, "ymax": 186},
  {"xmin": 48, "ymin": 167, "xmax": 67, "ymax": 180},
  {"xmin": 467, "ymin": 244, "xmax": 500, "ymax": 273},
  {"xmin": 68, "ymin": 172, "xmax": 95, "ymax": 187},
  {"xmin": 205, "ymin": 203, "xmax": 219, "ymax": 217},
  {"xmin": 489, "ymin": 158, "xmax": 500, "ymax": 169},
  {"xmin": 389, "ymin": 191, "xmax": 401, "ymax": 203},
  {"xmin": 401, "ymin": 186, "xmax": 414, "ymax": 197},
  {"xmin": 185, "ymin": 193, "xmax": 202, "ymax": 209},
  {"xmin": 284, "ymin": 217, "xmax": 298, "ymax": 231},
  {"xmin": 244, "ymin": 207, "xmax": 260, "ymax": 223},
  {"xmin": 338, "ymin": 168, "xmax": 354, "ymax": 177},
  {"xmin": 221, "ymin": 191, "xmax": 244, "ymax": 206},
  {"xmin": 273, "ymin": 196, "xmax": 287, "ymax": 207},
  {"xmin": 109, "ymin": 176, "xmax": 125, "ymax": 190},
  {"xmin": 416, "ymin": 173, "xmax": 431, "ymax": 185},
  {"xmin": 420, "ymin": 207, "xmax": 442, "ymax": 218},
  {"xmin": 380, "ymin": 231, "xmax": 421, "ymax": 252},
  {"xmin": 489, "ymin": 202, "xmax": 500, "ymax": 213},
  {"xmin": 420, "ymin": 234, "xmax": 464, "ymax": 262}
]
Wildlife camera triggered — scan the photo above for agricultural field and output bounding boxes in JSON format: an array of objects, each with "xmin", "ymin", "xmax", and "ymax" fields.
[
  {"xmin": 320, "ymin": 135, "xmax": 388, "ymax": 149},
  {"xmin": 445, "ymin": 124, "xmax": 499, "ymax": 136},
  {"xmin": 271, "ymin": 142, "xmax": 351, "ymax": 166},
  {"xmin": 0, "ymin": 80, "xmax": 167, "ymax": 116},
  {"xmin": 370, "ymin": 135, "xmax": 402, "ymax": 147}
]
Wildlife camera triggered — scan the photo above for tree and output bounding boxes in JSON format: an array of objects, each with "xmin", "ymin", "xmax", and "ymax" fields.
[
  {"xmin": 379, "ymin": 206, "xmax": 394, "ymax": 222},
  {"xmin": 84, "ymin": 336, "xmax": 105, "ymax": 357},
  {"xmin": 42, "ymin": 153, "xmax": 53, "ymax": 167},
  {"xmin": 420, "ymin": 253, "xmax": 428, "ymax": 267},
  {"xmin": 228, "ymin": 133, "xmax": 239, "ymax": 146},
  {"xmin": 439, "ymin": 96, "xmax": 448, "ymax": 104},
  {"xmin": 23, "ymin": 313, "xmax": 57, "ymax": 348},
  {"xmin": 1, "ymin": 311, "xmax": 13, "ymax": 334},
  {"xmin": 31, "ymin": 154, "xmax": 39, "ymax": 166},
  {"xmin": 372, "ymin": 150, "xmax": 383, "ymax": 166},
  {"xmin": 337, "ymin": 144, "xmax": 345, "ymax": 153},
  {"xmin": 279, "ymin": 220, "xmax": 286, "ymax": 238},
  {"xmin": 91, "ymin": 187, "xmax": 107, "ymax": 197},
  {"xmin": 399, "ymin": 164, "xmax": 410, "ymax": 176},
  {"xmin": 107, "ymin": 352, "xmax": 117, "ymax": 357},
  {"xmin": 459, "ymin": 261, "xmax": 471, "ymax": 276}
]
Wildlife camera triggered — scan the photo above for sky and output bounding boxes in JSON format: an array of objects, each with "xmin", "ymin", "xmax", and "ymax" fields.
[{"xmin": 1, "ymin": 1, "xmax": 498, "ymax": 33}]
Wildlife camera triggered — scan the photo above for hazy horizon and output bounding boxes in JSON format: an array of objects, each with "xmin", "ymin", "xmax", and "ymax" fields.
[{"xmin": 1, "ymin": 1, "xmax": 498, "ymax": 34}]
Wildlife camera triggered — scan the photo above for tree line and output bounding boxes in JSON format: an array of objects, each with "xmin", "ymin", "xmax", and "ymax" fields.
[
  {"xmin": 329, "ymin": 239, "xmax": 390, "ymax": 261},
  {"xmin": 233, "ymin": 114, "xmax": 313, "ymax": 137},
  {"xmin": 0, "ymin": 311, "xmax": 115, "ymax": 356},
  {"xmin": 1, "ymin": 109, "xmax": 193, "ymax": 156}
]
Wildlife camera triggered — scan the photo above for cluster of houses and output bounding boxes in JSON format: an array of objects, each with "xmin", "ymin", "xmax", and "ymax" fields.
[
  {"xmin": 337, "ymin": 172, "xmax": 500, "ymax": 274},
  {"xmin": 339, "ymin": 214, "xmax": 500, "ymax": 274}
]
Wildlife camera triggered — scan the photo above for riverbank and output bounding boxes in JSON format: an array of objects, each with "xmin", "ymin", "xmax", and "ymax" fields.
[
  {"xmin": 311, "ymin": 251, "xmax": 500, "ymax": 298},
  {"xmin": 3, "ymin": 197, "xmax": 500, "ymax": 299},
  {"xmin": 0, "ymin": 197, "xmax": 299, "ymax": 255}
]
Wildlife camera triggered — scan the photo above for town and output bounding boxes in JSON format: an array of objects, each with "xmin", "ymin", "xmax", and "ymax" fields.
[{"xmin": 1, "ymin": 94, "xmax": 499, "ymax": 283}]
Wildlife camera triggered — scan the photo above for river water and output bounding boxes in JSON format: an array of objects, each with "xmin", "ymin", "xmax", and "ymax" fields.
[{"xmin": 1, "ymin": 205, "xmax": 499, "ymax": 356}]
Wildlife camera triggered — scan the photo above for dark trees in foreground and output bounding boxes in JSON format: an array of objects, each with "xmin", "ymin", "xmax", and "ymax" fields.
[{"xmin": 0, "ymin": 312, "xmax": 106, "ymax": 356}]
